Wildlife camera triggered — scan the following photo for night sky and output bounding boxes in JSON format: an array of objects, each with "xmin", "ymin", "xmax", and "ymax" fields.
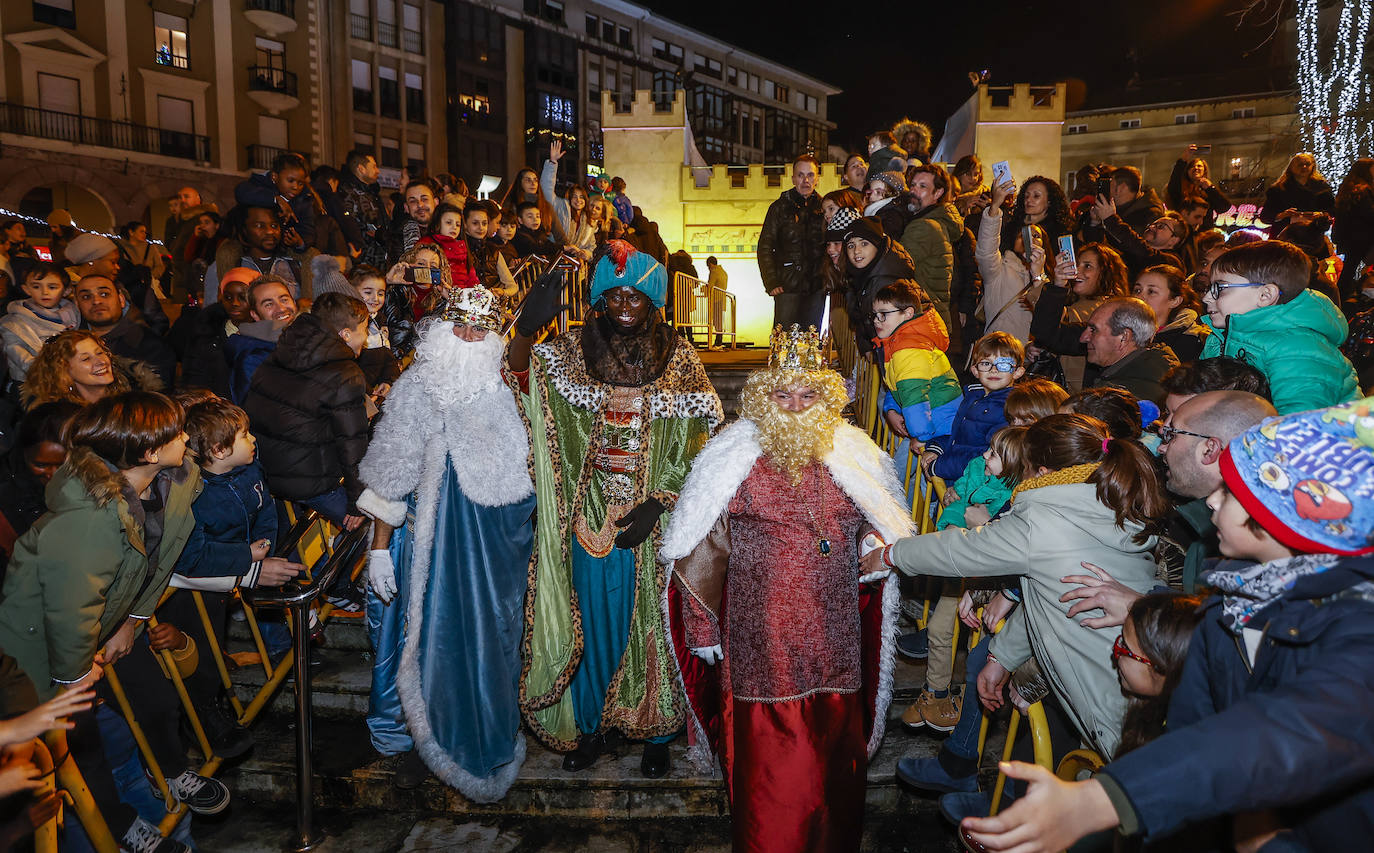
[{"xmin": 640, "ymin": 0, "xmax": 1284, "ymax": 151}]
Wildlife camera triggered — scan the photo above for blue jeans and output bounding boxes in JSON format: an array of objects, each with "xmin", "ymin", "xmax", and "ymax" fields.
[
  {"xmin": 298, "ymin": 486, "xmax": 350, "ymax": 527},
  {"xmin": 945, "ymin": 634, "xmax": 990, "ymax": 762}
]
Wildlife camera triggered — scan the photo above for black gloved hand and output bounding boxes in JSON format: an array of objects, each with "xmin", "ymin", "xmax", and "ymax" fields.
[
  {"xmin": 613, "ymin": 497, "xmax": 665, "ymax": 550},
  {"xmin": 515, "ymin": 257, "xmax": 570, "ymax": 337}
]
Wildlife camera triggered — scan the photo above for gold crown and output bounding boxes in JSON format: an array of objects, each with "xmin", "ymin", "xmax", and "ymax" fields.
[
  {"xmin": 440, "ymin": 285, "xmax": 505, "ymax": 332},
  {"xmin": 768, "ymin": 324, "xmax": 826, "ymax": 371}
]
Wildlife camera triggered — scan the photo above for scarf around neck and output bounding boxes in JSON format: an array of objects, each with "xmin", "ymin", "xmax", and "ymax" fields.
[
  {"xmin": 1011, "ymin": 462, "xmax": 1099, "ymax": 503},
  {"xmin": 1204, "ymin": 553, "xmax": 1341, "ymax": 633}
]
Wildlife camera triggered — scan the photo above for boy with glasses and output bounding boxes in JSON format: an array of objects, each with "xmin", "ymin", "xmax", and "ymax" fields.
[{"xmin": 1201, "ymin": 240, "xmax": 1359, "ymax": 413}]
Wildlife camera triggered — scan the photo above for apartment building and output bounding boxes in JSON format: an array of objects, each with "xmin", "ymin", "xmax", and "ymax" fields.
[{"xmin": 440, "ymin": 0, "xmax": 840, "ymax": 191}]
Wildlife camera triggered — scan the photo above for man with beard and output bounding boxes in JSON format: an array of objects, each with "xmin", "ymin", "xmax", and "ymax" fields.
[
  {"xmin": 506, "ymin": 240, "xmax": 722, "ymax": 778},
  {"xmin": 357, "ymin": 284, "xmax": 537, "ymax": 797},
  {"xmin": 658, "ymin": 325, "xmax": 911, "ymax": 852}
]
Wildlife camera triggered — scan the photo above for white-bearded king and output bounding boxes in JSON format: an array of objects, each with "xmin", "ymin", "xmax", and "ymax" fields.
[
  {"xmin": 355, "ymin": 285, "xmax": 536, "ymax": 801},
  {"xmin": 659, "ymin": 325, "xmax": 912, "ymax": 852}
]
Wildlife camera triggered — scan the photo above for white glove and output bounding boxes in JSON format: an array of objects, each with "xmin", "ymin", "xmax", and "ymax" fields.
[
  {"xmin": 690, "ymin": 644, "xmax": 723, "ymax": 665},
  {"xmin": 859, "ymin": 532, "xmax": 885, "ymax": 557},
  {"xmin": 367, "ymin": 549, "xmax": 398, "ymax": 604}
]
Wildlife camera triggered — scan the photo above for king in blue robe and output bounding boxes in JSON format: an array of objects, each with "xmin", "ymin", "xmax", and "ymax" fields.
[{"xmin": 356, "ymin": 286, "xmax": 536, "ymax": 802}]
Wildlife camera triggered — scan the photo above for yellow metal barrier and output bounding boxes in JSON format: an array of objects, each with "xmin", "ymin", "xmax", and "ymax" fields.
[
  {"xmin": 31, "ymin": 737, "xmax": 58, "ymax": 853},
  {"xmin": 101, "ymin": 501, "xmax": 366, "ymax": 842},
  {"xmin": 45, "ymin": 728, "xmax": 119, "ymax": 853}
]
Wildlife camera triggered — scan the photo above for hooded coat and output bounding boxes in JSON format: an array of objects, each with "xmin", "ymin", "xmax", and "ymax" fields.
[
  {"xmin": 0, "ymin": 446, "xmax": 200, "ymax": 699},
  {"xmin": 887, "ymin": 480, "xmax": 1158, "ymax": 758},
  {"xmin": 845, "ymin": 237, "xmax": 918, "ymax": 354},
  {"xmin": 1096, "ymin": 557, "xmax": 1374, "ymax": 848},
  {"xmin": 243, "ymin": 312, "xmax": 370, "ymax": 508},
  {"xmin": 899, "ymin": 201, "xmax": 964, "ymax": 329},
  {"xmin": 1199, "ymin": 289, "xmax": 1359, "ymax": 414}
]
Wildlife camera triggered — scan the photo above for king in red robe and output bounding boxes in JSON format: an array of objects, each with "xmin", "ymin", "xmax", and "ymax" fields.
[{"xmin": 659, "ymin": 326, "xmax": 912, "ymax": 852}]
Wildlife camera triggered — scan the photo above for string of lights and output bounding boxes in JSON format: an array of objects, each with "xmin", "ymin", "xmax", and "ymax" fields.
[
  {"xmin": 1296, "ymin": 0, "xmax": 1373, "ymax": 181},
  {"xmin": 0, "ymin": 206, "xmax": 166, "ymax": 247}
]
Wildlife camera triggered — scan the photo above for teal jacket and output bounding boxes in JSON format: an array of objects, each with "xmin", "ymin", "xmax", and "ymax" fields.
[
  {"xmin": 936, "ymin": 455, "xmax": 1013, "ymax": 531},
  {"xmin": 1200, "ymin": 289, "xmax": 1359, "ymax": 415}
]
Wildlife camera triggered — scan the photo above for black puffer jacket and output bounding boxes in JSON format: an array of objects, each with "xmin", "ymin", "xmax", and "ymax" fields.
[
  {"xmin": 845, "ymin": 237, "xmax": 919, "ymax": 354},
  {"xmin": 243, "ymin": 312, "xmax": 369, "ymax": 509},
  {"xmin": 757, "ymin": 188, "xmax": 825, "ymax": 296},
  {"xmin": 174, "ymin": 302, "xmax": 234, "ymax": 397}
]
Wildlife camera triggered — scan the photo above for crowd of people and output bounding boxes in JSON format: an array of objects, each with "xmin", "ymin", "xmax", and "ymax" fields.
[{"xmin": 0, "ymin": 122, "xmax": 1369, "ymax": 853}]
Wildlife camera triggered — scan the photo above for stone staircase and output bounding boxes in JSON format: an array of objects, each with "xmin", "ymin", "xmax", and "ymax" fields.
[{"xmin": 211, "ymin": 613, "xmax": 993, "ymax": 851}]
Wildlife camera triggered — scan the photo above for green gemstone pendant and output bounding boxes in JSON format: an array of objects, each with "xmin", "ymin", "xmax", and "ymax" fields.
[{"xmin": 818, "ymin": 538, "xmax": 832, "ymax": 556}]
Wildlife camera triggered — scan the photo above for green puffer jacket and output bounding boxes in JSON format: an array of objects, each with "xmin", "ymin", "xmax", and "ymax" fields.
[
  {"xmin": 0, "ymin": 446, "xmax": 201, "ymax": 699},
  {"xmin": 899, "ymin": 201, "xmax": 963, "ymax": 329},
  {"xmin": 1200, "ymin": 289, "xmax": 1360, "ymax": 415}
]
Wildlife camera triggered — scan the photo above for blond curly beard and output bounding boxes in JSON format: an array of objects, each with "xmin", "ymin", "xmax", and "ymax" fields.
[{"xmin": 740, "ymin": 367, "xmax": 848, "ymax": 484}]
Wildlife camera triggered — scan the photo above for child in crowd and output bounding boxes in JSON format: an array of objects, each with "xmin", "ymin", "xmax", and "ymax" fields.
[
  {"xmin": 510, "ymin": 200, "xmax": 559, "ymax": 260},
  {"xmin": 244, "ymin": 292, "xmax": 371, "ymax": 538},
  {"xmin": 903, "ymin": 425, "xmax": 1030, "ymax": 733},
  {"xmin": 898, "ymin": 332, "xmax": 1024, "ymax": 666},
  {"xmin": 1113, "ymin": 591, "xmax": 1203, "ymax": 755},
  {"xmin": 961, "ymin": 398, "xmax": 1374, "ymax": 852},
  {"xmin": 873, "ymin": 280, "xmax": 962, "ymax": 444},
  {"xmin": 234, "ymin": 151, "xmax": 315, "ymax": 250},
  {"xmin": 610, "ymin": 176, "xmax": 634, "ymax": 226},
  {"xmin": 489, "ymin": 208, "xmax": 521, "ymax": 266},
  {"xmin": 1201, "ymin": 239, "xmax": 1359, "ymax": 414},
  {"xmin": 920, "ymin": 332, "xmax": 1025, "ymax": 482},
  {"xmin": 417, "ymin": 203, "xmax": 479, "ymax": 290},
  {"xmin": 0, "ymin": 263, "xmax": 79, "ymax": 382},
  {"xmin": 1004, "ymin": 377, "xmax": 1069, "ymax": 426},
  {"xmin": 349, "ymin": 266, "xmax": 402, "ymax": 397}
]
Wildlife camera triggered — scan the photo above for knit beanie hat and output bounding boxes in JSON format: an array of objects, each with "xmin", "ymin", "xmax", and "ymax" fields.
[
  {"xmin": 826, "ymin": 207, "xmax": 860, "ymax": 241},
  {"xmin": 589, "ymin": 239, "xmax": 666, "ymax": 307},
  {"xmin": 843, "ymin": 216, "xmax": 885, "ymax": 247},
  {"xmin": 64, "ymin": 233, "xmax": 117, "ymax": 266},
  {"xmin": 1220, "ymin": 396, "xmax": 1374, "ymax": 556},
  {"xmin": 871, "ymin": 170, "xmax": 907, "ymax": 197}
]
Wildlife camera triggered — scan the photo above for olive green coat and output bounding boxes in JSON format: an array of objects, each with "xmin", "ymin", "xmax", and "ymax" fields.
[{"xmin": 0, "ymin": 445, "xmax": 201, "ymax": 699}]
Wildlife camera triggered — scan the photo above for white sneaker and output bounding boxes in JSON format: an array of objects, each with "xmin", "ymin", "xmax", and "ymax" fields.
[{"xmin": 120, "ymin": 817, "xmax": 190, "ymax": 853}]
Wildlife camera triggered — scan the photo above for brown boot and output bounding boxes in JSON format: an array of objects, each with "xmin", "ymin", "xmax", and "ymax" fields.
[{"xmin": 916, "ymin": 689, "xmax": 960, "ymax": 733}]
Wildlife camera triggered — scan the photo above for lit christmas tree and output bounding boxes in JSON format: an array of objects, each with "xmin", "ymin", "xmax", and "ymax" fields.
[{"xmin": 1296, "ymin": 0, "xmax": 1372, "ymax": 180}]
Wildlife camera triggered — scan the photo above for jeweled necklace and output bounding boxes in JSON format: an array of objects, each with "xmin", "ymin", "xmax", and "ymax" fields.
[{"xmin": 801, "ymin": 464, "xmax": 832, "ymax": 557}]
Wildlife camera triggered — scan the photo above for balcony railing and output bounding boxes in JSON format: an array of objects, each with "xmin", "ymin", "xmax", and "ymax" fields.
[
  {"xmin": 377, "ymin": 20, "xmax": 397, "ymax": 47},
  {"xmin": 246, "ymin": 0, "xmax": 295, "ymax": 15},
  {"xmin": 247, "ymin": 143, "xmax": 286, "ymax": 171},
  {"xmin": 349, "ymin": 13, "xmax": 370, "ymax": 39},
  {"xmin": 402, "ymin": 28, "xmax": 423, "ymax": 54},
  {"xmin": 249, "ymin": 66, "xmax": 298, "ymax": 97},
  {"xmin": 0, "ymin": 101, "xmax": 210, "ymax": 161}
]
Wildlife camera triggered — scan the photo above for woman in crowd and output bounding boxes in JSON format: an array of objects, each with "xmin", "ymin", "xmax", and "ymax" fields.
[
  {"xmin": 541, "ymin": 141, "xmax": 597, "ymax": 262},
  {"xmin": 1259, "ymin": 152, "xmax": 1334, "ymax": 228},
  {"xmin": 1333, "ymin": 157, "xmax": 1374, "ymax": 300},
  {"xmin": 864, "ymin": 413, "xmax": 1168, "ymax": 768},
  {"xmin": 843, "ymin": 216, "xmax": 919, "ymax": 355},
  {"xmin": 385, "ymin": 243, "xmax": 455, "ymax": 324},
  {"xmin": 117, "ymin": 222, "xmax": 165, "ymax": 291},
  {"xmin": 1000, "ymin": 176, "xmax": 1074, "ymax": 262},
  {"xmin": 1130, "ymin": 264, "xmax": 1209, "ymax": 362},
  {"xmin": 500, "ymin": 166, "xmax": 553, "ymax": 230},
  {"xmin": 821, "ymin": 188, "xmax": 859, "ymax": 226},
  {"xmin": 1028, "ymin": 242, "xmax": 1130, "ymax": 389},
  {"xmin": 951, "ymin": 155, "xmax": 987, "ymax": 216},
  {"xmin": 0, "ymin": 400, "xmax": 79, "ymax": 583},
  {"xmin": 1165, "ymin": 146, "xmax": 1231, "ymax": 224},
  {"xmin": 22, "ymin": 330, "xmax": 162, "ymax": 409},
  {"xmin": 863, "ymin": 170, "xmax": 910, "ymax": 238},
  {"xmin": 977, "ymin": 178, "xmax": 1049, "ymax": 345},
  {"xmin": 1113, "ymin": 592, "xmax": 1204, "ymax": 756}
]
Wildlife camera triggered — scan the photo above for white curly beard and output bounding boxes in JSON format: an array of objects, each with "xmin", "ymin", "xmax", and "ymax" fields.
[{"xmin": 410, "ymin": 321, "xmax": 505, "ymax": 411}]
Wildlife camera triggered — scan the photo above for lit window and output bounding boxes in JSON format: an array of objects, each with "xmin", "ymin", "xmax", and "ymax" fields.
[{"xmin": 154, "ymin": 12, "xmax": 189, "ymax": 69}]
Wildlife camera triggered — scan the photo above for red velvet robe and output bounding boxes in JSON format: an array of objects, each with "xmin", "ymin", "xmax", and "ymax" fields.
[{"xmin": 669, "ymin": 459, "xmax": 889, "ymax": 853}]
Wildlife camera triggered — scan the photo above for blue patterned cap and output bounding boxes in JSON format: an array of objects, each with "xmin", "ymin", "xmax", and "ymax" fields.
[
  {"xmin": 1221, "ymin": 396, "xmax": 1374, "ymax": 555},
  {"xmin": 589, "ymin": 239, "xmax": 666, "ymax": 308}
]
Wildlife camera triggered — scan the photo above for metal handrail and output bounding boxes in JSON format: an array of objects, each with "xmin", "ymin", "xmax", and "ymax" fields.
[{"xmin": 0, "ymin": 100, "xmax": 211, "ymax": 162}]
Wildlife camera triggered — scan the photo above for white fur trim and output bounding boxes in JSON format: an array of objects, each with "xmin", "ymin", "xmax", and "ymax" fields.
[
  {"xmin": 356, "ymin": 487, "xmax": 407, "ymax": 528},
  {"xmin": 660, "ymin": 420, "xmax": 916, "ymax": 561},
  {"xmin": 393, "ymin": 438, "xmax": 527, "ymax": 802}
]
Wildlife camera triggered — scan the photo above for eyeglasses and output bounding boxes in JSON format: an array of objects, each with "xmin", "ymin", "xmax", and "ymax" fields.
[
  {"xmin": 870, "ymin": 308, "xmax": 905, "ymax": 322},
  {"xmin": 1112, "ymin": 633, "xmax": 1154, "ymax": 669},
  {"xmin": 1205, "ymin": 280, "xmax": 1267, "ymax": 300},
  {"xmin": 973, "ymin": 357, "xmax": 1018, "ymax": 373},
  {"xmin": 1151, "ymin": 423, "xmax": 1214, "ymax": 444}
]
